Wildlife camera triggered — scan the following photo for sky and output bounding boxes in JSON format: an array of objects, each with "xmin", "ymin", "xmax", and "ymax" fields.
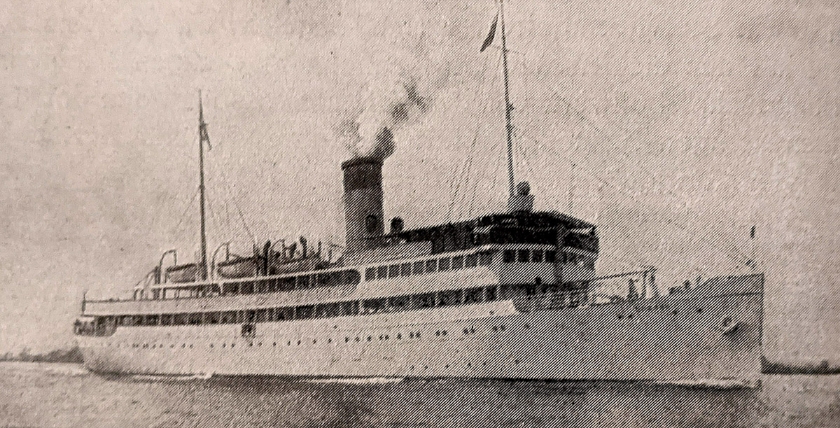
[{"xmin": 1, "ymin": 0, "xmax": 837, "ymax": 364}]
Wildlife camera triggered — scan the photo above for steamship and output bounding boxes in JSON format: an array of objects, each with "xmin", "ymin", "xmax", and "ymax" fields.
[{"xmin": 74, "ymin": 1, "xmax": 764, "ymax": 383}]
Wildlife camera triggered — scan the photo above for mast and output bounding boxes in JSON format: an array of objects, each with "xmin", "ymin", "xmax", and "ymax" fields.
[
  {"xmin": 198, "ymin": 91, "xmax": 210, "ymax": 280},
  {"xmin": 499, "ymin": 0, "xmax": 515, "ymax": 197}
]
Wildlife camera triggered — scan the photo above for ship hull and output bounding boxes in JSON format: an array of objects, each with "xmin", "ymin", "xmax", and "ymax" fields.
[{"xmin": 78, "ymin": 275, "xmax": 762, "ymax": 382}]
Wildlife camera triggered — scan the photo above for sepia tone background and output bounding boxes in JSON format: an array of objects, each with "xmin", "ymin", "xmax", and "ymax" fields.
[{"xmin": 1, "ymin": 0, "xmax": 837, "ymax": 367}]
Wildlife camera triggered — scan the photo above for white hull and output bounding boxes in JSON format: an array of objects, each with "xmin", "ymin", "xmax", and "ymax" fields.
[{"xmin": 78, "ymin": 275, "xmax": 763, "ymax": 382}]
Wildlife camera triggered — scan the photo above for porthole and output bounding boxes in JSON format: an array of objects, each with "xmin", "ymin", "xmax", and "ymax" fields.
[
  {"xmin": 287, "ymin": 341, "xmax": 292, "ymax": 346},
  {"xmin": 463, "ymin": 328, "xmax": 469, "ymax": 335},
  {"xmin": 627, "ymin": 314, "xmax": 633, "ymax": 319},
  {"xmin": 492, "ymin": 326, "xmax": 498, "ymax": 332},
  {"xmin": 410, "ymin": 365, "xmax": 415, "ymax": 370},
  {"xmin": 435, "ymin": 331, "xmax": 440, "ymax": 336},
  {"xmin": 209, "ymin": 344, "xmax": 214, "ymax": 348},
  {"xmin": 181, "ymin": 344, "xmax": 185, "ymax": 348},
  {"xmin": 445, "ymin": 364, "xmax": 450, "ymax": 369},
  {"xmin": 248, "ymin": 342, "xmax": 253, "ymax": 347},
  {"xmin": 470, "ymin": 327, "xmax": 475, "ymax": 334},
  {"xmin": 672, "ymin": 309, "xmax": 679, "ymax": 315},
  {"xmin": 696, "ymin": 308, "xmax": 703, "ymax": 313},
  {"xmin": 500, "ymin": 325, "xmax": 505, "ymax": 331},
  {"xmin": 385, "ymin": 335, "xmax": 389, "ymax": 340},
  {"xmin": 416, "ymin": 332, "xmax": 421, "ymax": 338},
  {"xmin": 345, "ymin": 337, "xmax": 350, "ymax": 343},
  {"xmin": 514, "ymin": 359, "xmax": 520, "ymax": 364},
  {"xmin": 442, "ymin": 330, "xmax": 447, "ymax": 336},
  {"xmin": 379, "ymin": 335, "xmax": 383, "ymax": 340},
  {"xmin": 328, "ymin": 338, "xmax": 332, "ymax": 343},
  {"xmin": 617, "ymin": 314, "xmax": 623, "ymax": 319},
  {"xmin": 313, "ymin": 339, "xmax": 317, "ymax": 344},
  {"xmin": 409, "ymin": 332, "xmax": 414, "ymax": 338},
  {"xmin": 397, "ymin": 333, "xmax": 402, "ymax": 339},
  {"xmin": 273, "ymin": 342, "xmax": 277, "ymax": 347},
  {"xmin": 297, "ymin": 340, "xmax": 301, "ymax": 345},
  {"xmin": 355, "ymin": 337, "xmax": 360, "ymax": 342},
  {"xmin": 467, "ymin": 362, "xmax": 472, "ymax": 367},
  {"xmin": 231, "ymin": 343, "xmax": 235, "ymax": 348},
  {"xmin": 524, "ymin": 323, "xmax": 530, "ymax": 329},
  {"xmin": 367, "ymin": 336, "xmax": 372, "ymax": 342},
  {"xmin": 189, "ymin": 344, "xmax": 193, "ymax": 348}
]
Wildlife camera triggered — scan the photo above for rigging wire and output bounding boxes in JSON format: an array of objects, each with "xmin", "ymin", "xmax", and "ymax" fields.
[
  {"xmin": 171, "ymin": 186, "xmax": 201, "ymax": 238},
  {"xmin": 545, "ymin": 85, "xmax": 753, "ymax": 263},
  {"xmin": 517, "ymin": 130, "xmax": 751, "ymax": 266}
]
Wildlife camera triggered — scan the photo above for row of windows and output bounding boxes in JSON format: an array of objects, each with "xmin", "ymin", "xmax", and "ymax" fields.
[
  {"xmin": 502, "ymin": 249, "xmax": 557, "ymax": 264},
  {"xmin": 100, "ymin": 283, "xmax": 566, "ymax": 328},
  {"xmin": 139, "ymin": 269, "xmax": 362, "ymax": 301},
  {"xmin": 364, "ymin": 251, "xmax": 495, "ymax": 281}
]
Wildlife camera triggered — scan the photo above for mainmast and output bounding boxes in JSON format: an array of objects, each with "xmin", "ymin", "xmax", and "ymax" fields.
[
  {"xmin": 499, "ymin": 0, "xmax": 515, "ymax": 197},
  {"xmin": 198, "ymin": 91, "xmax": 210, "ymax": 280}
]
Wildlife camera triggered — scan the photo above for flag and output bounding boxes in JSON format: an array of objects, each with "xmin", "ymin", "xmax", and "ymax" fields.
[
  {"xmin": 480, "ymin": 13, "xmax": 498, "ymax": 52},
  {"xmin": 199, "ymin": 93, "xmax": 212, "ymax": 150}
]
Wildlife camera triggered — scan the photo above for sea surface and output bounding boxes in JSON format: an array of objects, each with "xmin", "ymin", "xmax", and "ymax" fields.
[{"xmin": 0, "ymin": 362, "xmax": 838, "ymax": 427}]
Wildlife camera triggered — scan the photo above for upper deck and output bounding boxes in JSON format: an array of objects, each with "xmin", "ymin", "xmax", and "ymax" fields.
[{"xmin": 83, "ymin": 242, "xmax": 599, "ymax": 317}]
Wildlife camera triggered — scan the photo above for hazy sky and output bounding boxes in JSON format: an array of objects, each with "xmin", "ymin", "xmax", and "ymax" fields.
[{"xmin": 1, "ymin": 0, "xmax": 837, "ymax": 363}]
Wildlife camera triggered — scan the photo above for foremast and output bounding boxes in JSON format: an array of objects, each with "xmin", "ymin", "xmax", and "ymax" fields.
[{"xmin": 198, "ymin": 92, "xmax": 211, "ymax": 280}]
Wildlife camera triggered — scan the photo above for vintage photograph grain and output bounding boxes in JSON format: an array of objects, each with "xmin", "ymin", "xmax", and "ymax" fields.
[{"xmin": 1, "ymin": 0, "xmax": 838, "ymax": 427}]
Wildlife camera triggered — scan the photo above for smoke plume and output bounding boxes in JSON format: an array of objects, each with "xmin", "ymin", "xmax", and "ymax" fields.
[{"xmin": 340, "ymin": 78, "xmax": 435, "ymax": 160}]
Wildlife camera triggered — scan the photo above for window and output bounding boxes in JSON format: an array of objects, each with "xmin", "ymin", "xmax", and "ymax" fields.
[
  {"xmin": 518, "ymin": 250, "xmax": 530, "ymax": 263},
  {"xmin": 279, "ymin": 276, "xmax": 295, "ymax": 291},
  {"xmin": 452, "ymin": 256, "xmax": 464, "ymax": 270},
  {"xmin": 207, "ymin": 312, "xmax": 220, "ymax": 324},
  {"xmin": 296, "ymin": 305, "xmax": 314, "ymax": 319},
  {"xmin": 363, "ymin": 298, "xmax": 386, "ymax": 314},
  {"xmin": 316, "ymin": 272, "xmax": 332, "ymax": 287},
  {"xmin": 532, "ymin": 250, "xmax": 544, "ymax": 263},
  {"xmin": 503, "ymin": 250, "xmax": 515, "ymax": 263},
  {"xmin": 465, "ymin": 254, "xmax": 478, "ymax": 268},
  {"xmin": 438, "ymin": 290, "xmax": 461, "ymax": 307},
  {"xmin": 188, "ymin": 313, "xmax": 202, "ymax": 325},
  {"xmin": 413, "ymin": 261, "xmax": 425, "ymax": 275},
  {"xmin": 425, "ymin": 259, "xmax": 438, "ymax": 273},
  {"xmin": 415, "ymin": 293, "xmax": 435, "ymax": 309},
  {"xmin": 389, "ymin": 265, "xmax": 401, "ymax": 278},
  {"xmin": 486, "ymin": 286, "xmax": 497, "ymax": 301},
  {"xmin": 344, "ymin": 270, "xmax": 361, "ymax": 285},
  {"xmin": 464, "ymin": 287, "xmax": 483, "ymax": 304},
  {"xmin": 365, "ymin": 268, "xmax": 376, "ymax": 281},
  {"xmin": 400, "ymin": 263, "xmax": 411, "ymax": 277},
  {"xmin": 390, "ymin": 295, "xmax": 409, "ymax": 310},
  {"xmin": 546, "ymin": 250, "xmax": 557, "ymax": 263},
  {"xmin": 377, "ymin": 266, "xmax": 388, "ymax": 279},
  {"xmin": 479, "ymin": 251, "xmax": 494, "ymax": 266},
  {"xmin": 438, "ymin": 257, "xmax": 451, "ymax": 271},
  {"xmin": 256, "ymin": 309, "xmax": 268, "ymax": 322},
  {"xmin": 296, "ymin": 275, "xmax": 310, "ymax": 289},
  {"xmin": 241, "ymin": 282, "xmax": 254, "ymax": 294}
]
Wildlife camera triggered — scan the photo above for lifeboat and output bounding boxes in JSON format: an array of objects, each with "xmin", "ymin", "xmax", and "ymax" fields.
[
  {"xmin": 216, "ymin": 255, "xmax": 258, "ymax": 279},
  {"xmin": 166, "ymin": 263, "xmax": 200, "ymax": 283},
  {"xmin": 270, "ymin": 256, "xmax": 328, "ymax": 275}
]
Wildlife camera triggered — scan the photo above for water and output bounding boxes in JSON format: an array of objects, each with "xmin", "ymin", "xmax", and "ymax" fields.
[{"xmin": 1, "ymin": 362, "xmax": 838, "ymax": 427}]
